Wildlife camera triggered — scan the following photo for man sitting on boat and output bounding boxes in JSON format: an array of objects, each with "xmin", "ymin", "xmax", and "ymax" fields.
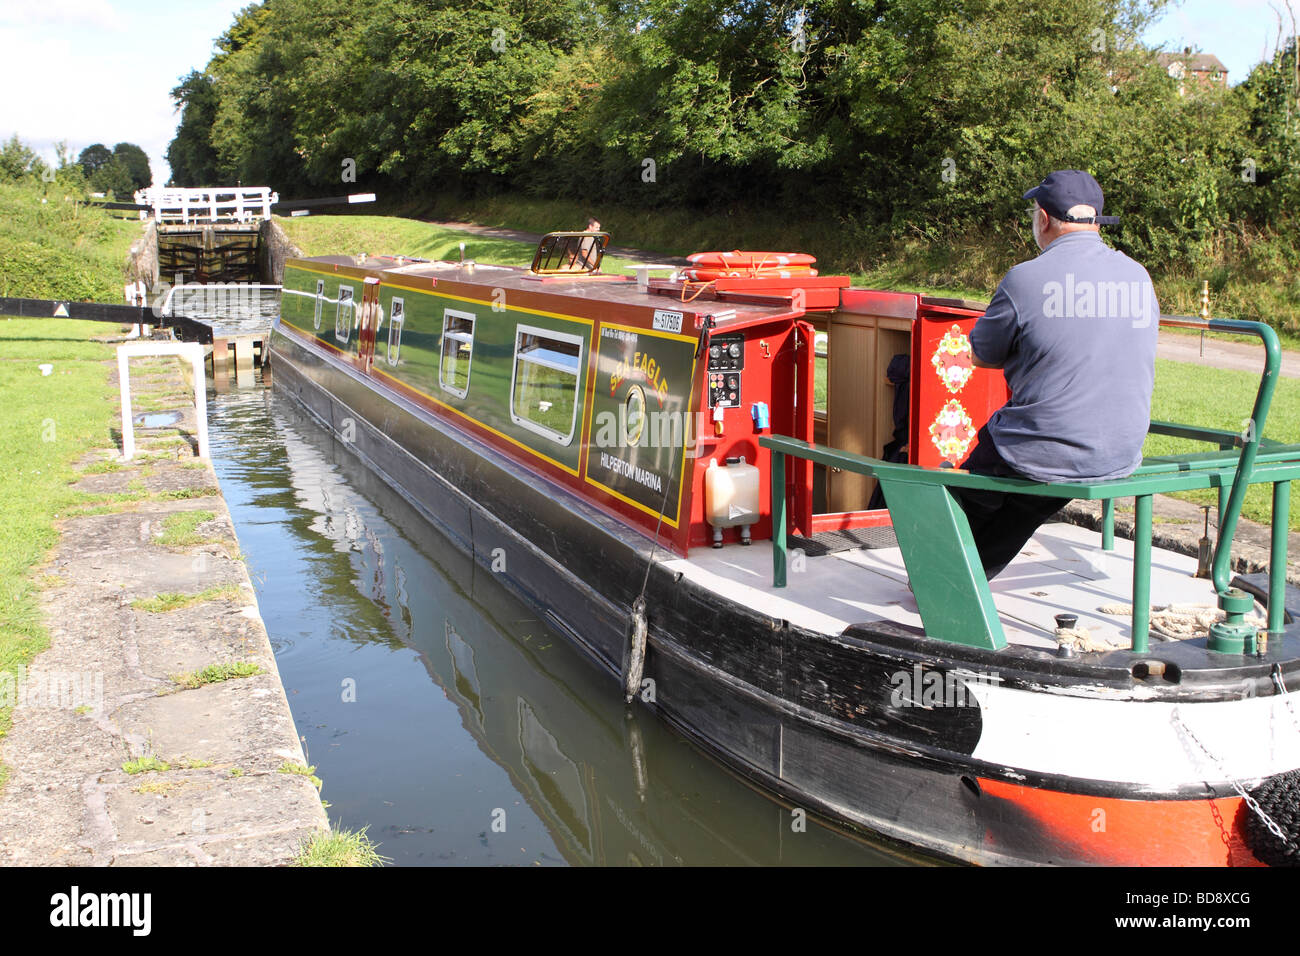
[{"xmin": 952, "ymin": 169, "xmax": 1159, "ymax": 579}]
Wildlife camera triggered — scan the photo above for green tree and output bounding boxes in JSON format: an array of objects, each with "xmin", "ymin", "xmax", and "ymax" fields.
[
  {"xmin": 1238, "ymin": 36, "xmax": 1300, "ymax": 221},
  {"xmin": 77, "ymin": 143, "xmax": 113, "ymax": 179},
  {"xmin": 52, "ymin": 140, "xmax": 89, "ymax": 191},
  {"xmin": 166, "ymin": 71, "xmax": 224, "ymax": 186},
  {"xmin": 112, "ymin": 142, "xmax": 152, "ymax": 191},
  {"xmin": 0, "ymin": 134, "xmax": 41, "ymax": 181},
  {"xmin": 597, "ymin": 2, "xmax": 819, "ymax": 165},
  {"xmin": 166, "ymin": 5, "xmax": 277, "ymax": 187},
  {"xmin": 90, "ymin": 157, "xmax": 134, "ymax": 198},
  {"xmin": 159, "ymin": 0, "xmax": 1273, "ymax": 274}
]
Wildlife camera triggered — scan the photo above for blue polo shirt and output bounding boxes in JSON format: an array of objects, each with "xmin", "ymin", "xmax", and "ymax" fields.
[{"xmin": 970, "ymin": 231, "xmax": 1159, "ymax": 482}]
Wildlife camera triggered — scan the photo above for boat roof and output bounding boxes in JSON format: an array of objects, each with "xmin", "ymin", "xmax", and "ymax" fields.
[{"xmin": 302, "ymin": 254, "xmax": 846, "ymax": 328}]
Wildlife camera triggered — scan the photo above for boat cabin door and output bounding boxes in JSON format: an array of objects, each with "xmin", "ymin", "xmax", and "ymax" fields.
[{"xmin": 358, "ymin": 276, "xmax": 381, "ymax": 372}]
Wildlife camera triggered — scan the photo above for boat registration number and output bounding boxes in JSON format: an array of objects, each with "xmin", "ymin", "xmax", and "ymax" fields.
[{"xmin": 652, "ymin": 310, "xmax": 683, "ymax": 334}]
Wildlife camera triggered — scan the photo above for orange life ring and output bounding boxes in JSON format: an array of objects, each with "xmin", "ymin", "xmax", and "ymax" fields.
[
  {"xmin": 684, "ymin": 267, "xmax": 819, "ymax": 282},
  {"xmin": 687, "ymin": 250, "xmax": 817, "ymax": 269}
]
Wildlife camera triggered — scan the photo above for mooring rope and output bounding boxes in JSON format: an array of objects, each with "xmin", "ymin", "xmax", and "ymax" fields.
[
  {"xmin": 1053, "ymin": 625, "xmax": 1119, "ymax": 653},
  {"xmin": 1097, "ymin": 602, "xmax": 1266, "ymax": 641}
]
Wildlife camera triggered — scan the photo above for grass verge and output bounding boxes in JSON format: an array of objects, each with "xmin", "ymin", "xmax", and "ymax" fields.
[
  {"xmin": 0, "ymin": 318, "xmax": 118, "ymax": 779},
  {"xmin": 294, "ymin": 826, "xmax": 386, "ymax": 867},
  {"xmin": 155, "ymin": 509, "xmax": 217, "ymax": 547},
  {"xmin": 121, "ymin": 755, "xmax": 170, "ymax": 775},
  {"xmin": 383, "ymin": 191, "xmax": 1300, "ymax": 340},
  {"xmin": 0, "ymin": 180, "xmax": 143, "ymax": 302},
  {"xmin": 171, "ymin": 661, "xmax": 262, "ymax": 689},
  {"xmin": 1144, "ymin": 358, "xmax": 1300, "ymax": 529},
  {"xmin": 278, "ymin": 761, "xmax": 323, "ymax": 789},
  {"xmin": 132, "ymin": 584, "xmax": 242, "ymax": 614},
  {"xmin": 280, "ymin": 213, "xmax": 644, "ymax": 279}
]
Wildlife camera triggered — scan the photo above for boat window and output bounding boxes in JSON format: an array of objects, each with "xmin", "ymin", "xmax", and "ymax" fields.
[
  {"xmin": 334, "ymin": 284, "xmax": 354, "ymax": 345},
  {"xmin": 387, "ymin": 297, "xmax": 405, "ymax": 366},
  {"xmin": 313, "ymin": 279, "xmax": 325, "ymax": 329},
  {"xmin": 439, "ymin": 308, "xmax": 476, "ymax": 397},
  {"xmin": 510, "ymin": 325, "xmax": 583, "ymax": 445}
]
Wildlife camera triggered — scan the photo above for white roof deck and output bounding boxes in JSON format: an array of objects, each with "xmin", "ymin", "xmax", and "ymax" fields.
[{"xmin": 668, "ymin": 522, "xmax": 1227, "ymax": 651}]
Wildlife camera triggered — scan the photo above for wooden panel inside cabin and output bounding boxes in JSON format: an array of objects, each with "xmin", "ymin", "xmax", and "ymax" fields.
[{"xmin": 826, "ymin": 311, "xmax": 912, "ymax": 512}]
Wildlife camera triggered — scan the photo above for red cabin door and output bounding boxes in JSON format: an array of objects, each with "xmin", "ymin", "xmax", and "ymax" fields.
[{"xmin": 910, "ymin": 306, "xmax": 1010, "ymax": 469}]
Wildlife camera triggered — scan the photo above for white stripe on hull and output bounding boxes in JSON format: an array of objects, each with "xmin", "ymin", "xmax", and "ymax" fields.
[{"xmin": 968, "ymin": 681, "xmax": 1300, "ymax": 789}]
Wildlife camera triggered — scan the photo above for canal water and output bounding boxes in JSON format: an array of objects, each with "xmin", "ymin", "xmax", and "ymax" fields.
[
  {"xmin": 206, "ymin": 372, "xmax": 929, "ymax": 866},
  {"xmin": 167, "ymin": 286, "xmax": 280, "ymax": 338}
]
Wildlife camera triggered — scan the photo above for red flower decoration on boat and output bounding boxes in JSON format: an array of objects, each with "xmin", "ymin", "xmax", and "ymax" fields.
[
  {"xmin": 929, "ymin": 399, "xmax": 976, "ymax": 464},
  {"xmin": 931, "ymin": 325, "xmax": 974, "ymax": 394}
]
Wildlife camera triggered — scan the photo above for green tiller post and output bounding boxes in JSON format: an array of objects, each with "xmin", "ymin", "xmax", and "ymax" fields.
[
  {"xmin": 1132, "ymin": 494, "xmax": 1153, "ymax": 653},
  {"xmin": 1218, "ymin": 451, "xmax": 1231, "ymax": 532},
  {"xmin": 771, "ymin": 450, "xmax": 787, "ymax": 588},
  {"xmin": 1207, "ymin": 320, "xmax": 1279, "ymax": 653},
  {"xmin": 1271, "ymin": 480, "xmax": 1290, "ymax": 636}
]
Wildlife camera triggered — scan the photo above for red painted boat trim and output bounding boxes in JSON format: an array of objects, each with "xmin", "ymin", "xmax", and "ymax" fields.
[
  {"xmin": 809, "ymin": 510, "xmax": 894, "ymax": 534},
  {"xmin": 977, "ymin": 777, "xmax": 1266, "ymax": 866}
]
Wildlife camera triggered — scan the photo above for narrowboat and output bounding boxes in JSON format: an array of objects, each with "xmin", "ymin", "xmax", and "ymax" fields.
[{"xmin": 267, "ymin": 231, "xmax": 1300, "ymax": 866}]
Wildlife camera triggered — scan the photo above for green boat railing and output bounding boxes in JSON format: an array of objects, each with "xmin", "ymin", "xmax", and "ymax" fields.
[{"xmin": 761, "ymin": 318, "xmax": 1300, "ymax": 654}]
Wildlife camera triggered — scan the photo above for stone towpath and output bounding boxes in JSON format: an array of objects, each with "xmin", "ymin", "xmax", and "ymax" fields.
[{"xmin": 0, "ymin": 349, "xmax": 328, "ymax": 865}]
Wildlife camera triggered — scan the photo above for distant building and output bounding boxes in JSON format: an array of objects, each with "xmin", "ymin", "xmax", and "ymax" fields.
[{"xmin": 1157, "ymin": 48, "xmax": 1229, "ymax": 94}]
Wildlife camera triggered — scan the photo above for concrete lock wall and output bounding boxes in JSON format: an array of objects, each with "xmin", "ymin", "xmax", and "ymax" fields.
[
  {"xmin": 258, "ymin": 219, "xmax": 303, "ymax": 285},
  {"xmin": 127, "ymin": 217, "xmax": 302, "ymax": 292},
  {"xmin": 126, "ymin": 219, "xmax": 159, "ymax": 294},
  {"xmin": 122, "ymin": 217, "xmax": 299, "ymax": 381}
]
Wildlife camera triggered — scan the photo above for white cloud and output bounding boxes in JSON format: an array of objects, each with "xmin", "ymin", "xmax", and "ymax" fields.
[{"xmin": 0, "ymin": 0, "xmax": 123, "ymax": 32}]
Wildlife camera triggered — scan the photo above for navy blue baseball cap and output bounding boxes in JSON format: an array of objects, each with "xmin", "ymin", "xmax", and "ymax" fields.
[{"xmin": 1024, "ymin": 170, "xmax": 1119, "ymax": 225}]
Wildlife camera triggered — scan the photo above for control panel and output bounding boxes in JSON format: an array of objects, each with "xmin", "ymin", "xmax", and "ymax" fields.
[{"xmin": 707, "ymin": 333, "xmax": 744, "ymax": 408}]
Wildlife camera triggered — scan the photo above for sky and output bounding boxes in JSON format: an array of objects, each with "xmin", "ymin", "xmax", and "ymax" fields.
[
  {"xmin": 0, "ymin": 0, "xmax": 250, "ymax": 189},
  {"xmin": 0, "ymin": 0, "xmax": 1295, "ymax": 190},
  {"xmin": 1148, "ymin": 0, "xmax": 1296, "ymax": 76}
]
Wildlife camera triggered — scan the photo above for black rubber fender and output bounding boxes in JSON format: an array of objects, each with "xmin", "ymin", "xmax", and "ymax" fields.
[{"xmin": 1244, "ymin": 769, "xmax": 1300, "ymax": 866}]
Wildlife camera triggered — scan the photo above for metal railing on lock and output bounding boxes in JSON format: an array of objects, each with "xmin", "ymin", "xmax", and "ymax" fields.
[{"xmin": 134, "ymin": 187, "xmax": 280, "ymax": 224}]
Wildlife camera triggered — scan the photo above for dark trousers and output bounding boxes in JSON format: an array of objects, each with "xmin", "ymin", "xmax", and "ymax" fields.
[{"xmin": 950, "ymin": 426, "xmax": 1068, "ymax": 580}]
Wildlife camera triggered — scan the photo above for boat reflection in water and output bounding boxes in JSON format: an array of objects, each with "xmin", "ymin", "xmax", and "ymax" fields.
[{"xmin": 207, "ymin": 379, "xmax": 926, "ymax": 866}]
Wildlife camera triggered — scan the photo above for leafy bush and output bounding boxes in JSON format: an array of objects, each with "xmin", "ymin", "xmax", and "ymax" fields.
[{"xmin": 0, "ymin": 179, "xmax": 140, "ymax": 301}]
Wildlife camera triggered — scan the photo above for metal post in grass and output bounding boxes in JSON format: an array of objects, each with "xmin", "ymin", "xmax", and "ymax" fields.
[{"xmin": 117, "ymin": 342, "xmax": 209, "ymax": 461}]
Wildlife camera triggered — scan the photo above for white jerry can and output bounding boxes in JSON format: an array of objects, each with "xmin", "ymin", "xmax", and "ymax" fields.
[{"xmin": 704, "ymin": 456, "xmax": 760, "ymax": 547}]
